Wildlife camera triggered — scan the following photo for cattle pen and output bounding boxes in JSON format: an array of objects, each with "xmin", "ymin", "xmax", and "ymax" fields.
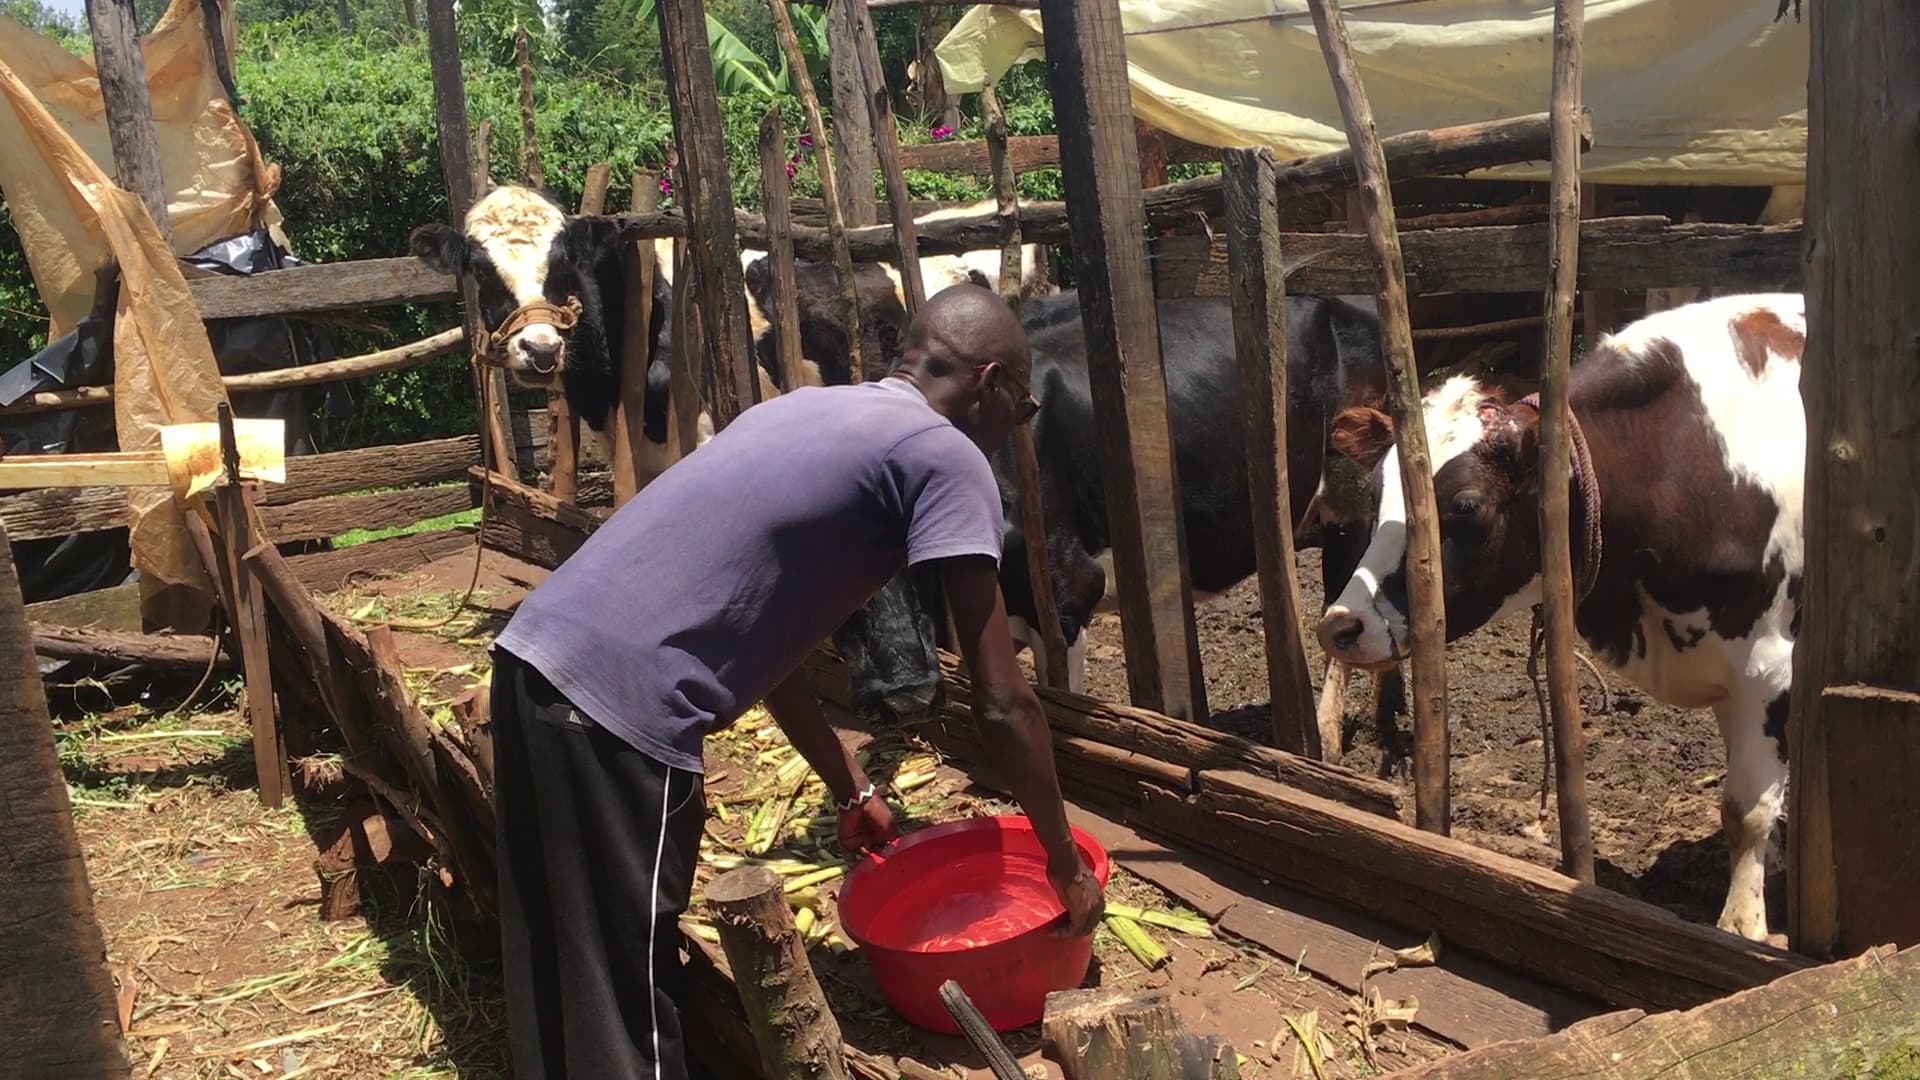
[{"xmin": 3, "ymin": 0, "xmax": 1919, "ymax": 1078}]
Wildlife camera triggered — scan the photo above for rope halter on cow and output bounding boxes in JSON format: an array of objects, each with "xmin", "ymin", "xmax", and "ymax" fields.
[{"xmin": 479, "ymin": 296, "xmax": 584, "ymax": 372}]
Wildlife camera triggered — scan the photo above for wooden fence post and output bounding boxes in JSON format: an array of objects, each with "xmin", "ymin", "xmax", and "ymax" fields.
[
  {"xmin": 1305, "ymin": 0, "xmax": 1450, "ymax": 832},
  {"xmin": 825, "ymin": 0, "xmax": 878, "ymax": 228},
  {"xmin": 0, "ymin": 519, "xmax": 132, "ymax": 1079},
  {"xmin": 546, "ymin": 163, "xmax": 610, "ymax": 505},
  {"xmin": 1222, "ymin": 146, "xmax": 1317, "ymax": 756},
  {"xmin": 655, "ymin": 0, "xmax": 759, "ymax": 426},
  {"xmin": 1536, "ymin": 0, "xmax": 1594, "ymax": 883},
  {"xmin": 1790, "ymin": 0, "xmax": 1920, "ymax": 957},
  {"xmin": 85, "ymin": 0, "xmax": 170, "ymax": 241},
  {"xmin": 983, "ymin": 81, "xmax": 1068, "ymax": 690},
  {"xmin": 1040, "ymin": 0, "xmax": 1207, "ymax": 722},
  {"xmin": 210, "ymin": 404, "xmax": 288, "ymax": 808},
  {"xmin": 706, "ymin": 867, "xmax": 848, "ymax": 1080},
  {"xmin": 610, "ymin": 171, "xmax": 660, "ymax": 507},
  {"xmin": 425, "ymin": 0, "xmax": 518, "ymax": 477},
  {"xmin": 846, "ymin": 0, "xmax": 926, "ymax": 310},
  {"xmin": 757, "ymin": 109, "xmax": 810, "ymax": 394}
]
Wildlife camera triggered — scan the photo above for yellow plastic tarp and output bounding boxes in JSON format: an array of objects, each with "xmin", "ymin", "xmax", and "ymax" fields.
[
  {"xmin": 935, "ymin": 0, "xmax": 1808, "ymax": 186},
  {"xmin": 0, "ymin": 0, "xmax": 280, "ymax": 626}
]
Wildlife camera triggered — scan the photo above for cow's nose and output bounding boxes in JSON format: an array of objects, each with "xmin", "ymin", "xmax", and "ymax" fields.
[
  {"xmin": 518, "ymin": 337, "xmax": 562, "ymax": 373},
  {"xmin": 1319, "ymin": 607, "xmax": 1364, "ymax": 656}
]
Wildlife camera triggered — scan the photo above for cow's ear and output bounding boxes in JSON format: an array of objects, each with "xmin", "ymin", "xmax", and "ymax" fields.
[
  {"xmin": 1330, "ymin": 406, "xmax": 1395, "ymax": 469},
  {"xmin": 409, "ymin": 224, "xmax": 470, "ymax": 274},
  {"xmin": 563, "ymin": 215, "xmax": 623, "ymax": 261}
]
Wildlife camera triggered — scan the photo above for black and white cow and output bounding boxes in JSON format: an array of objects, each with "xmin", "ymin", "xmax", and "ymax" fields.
[
  {"xmin": 840, "ymin": 288, "xmax": 1408, "ymax": 758},
  {"xmin": 1315, "ymin": 292, "xmax": 1806, "ymax": 942}
]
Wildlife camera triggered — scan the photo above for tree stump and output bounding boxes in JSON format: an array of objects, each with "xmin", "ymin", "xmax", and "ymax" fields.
[
  {"xmin": 1043, "ymin": 987, "xmax": 1239, "ymax": 1080},
  {"xmin": 705, "ymin": 866, "xmax": 847, "ymax": 1080}
]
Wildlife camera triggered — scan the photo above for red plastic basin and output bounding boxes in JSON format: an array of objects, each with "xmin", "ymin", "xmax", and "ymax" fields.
[{"xmin": 837, "ymin": 815, "xmax": 1110, "ymax": 1034}]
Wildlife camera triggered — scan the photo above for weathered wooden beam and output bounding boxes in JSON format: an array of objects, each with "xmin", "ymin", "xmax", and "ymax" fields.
[
  {"xmin": 1223, "ymin": 147, "xmax": 1318, "ymax": 758},
  {"xmin": 470, "ymin": 466, "xmax": 598, "ymax": 570},
  {"xmin": 257, "ymin": 484, "xmax": 472, "ymax": 544},
  {"xmin": 1379, "ymin": 944, "xmax": 1920, "ymax": 1080},
  {"xmin": 1536, "ymin": 0, "xmax": 1594, "ymax": 884},
  {"xmin": 846, "ymin": 0, "xmax": 925, "ymax": 309},
  {"xmin": 85, "ymin": 0, "xmax": 169, "ymax": 240},
  {"xmin": 824, "ymin": 0, "xmax": 877, "ymax": 228},
  {"xmin": 1148, "ymin": 219, "xmax": 1804, "ymax": 299},
  {"xmin": 893, "ymin": 132, "xmax": 1221, "ymax": 178},
  {"xmin": 757, "ymin": 109, "xmax": 809, "ymax": 393},
  {"xmin": 0, "ymin": 519, "xmax": 132, "ymax": 1078},
  {"xmin": 1306, "ymin": 0, "xmax": 1448, "ymax": 829},
  {"xmin": 1789, "ymin": 0, "xmax": 1920, "ymax": 960},
  {"xmin": 281, "ymin": 527, "xmax": 475, "ymax": 594},
  {"xmin": 23, "ymin": 583, "xmax": 141, "ymax": 631},
  {"xmin": 705, "ymin": 867, "xmax": 848, "ymax": 1080},
  {"xmin": 1041, "ymin": 0, "xmax": 1206, "ymax": 722},
  {"xmin": 610, "ymin": 171, "xmax": 660, "ymax": 508},
  {"xmin": 185, "ymin": 258, "xmax": 456, "ymax": 321},
  {"xmin": 656, "ymin": 0, "xmax": 758, "ymax": 424},
  {"xmin": 32, "ymin": 624, "xmax": 229, "ymax": 670},
  {"xmin": 209, "ymin": 409, "xmax": 288, "ymax": 807},
  {"xmin": 545, "ymin": 166, "xmax": 608, "ymax": 505}
]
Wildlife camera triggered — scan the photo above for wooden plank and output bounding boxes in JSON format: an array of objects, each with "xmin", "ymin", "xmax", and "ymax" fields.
[
  {"xmin": 847, "ymin": 0, "xmax": 924, "ymax": 310},
  {"xmin": 825, "ymin": 0, "xmax": 877, "ymax": 227},
  {"xmin": 31, "ymin": 624, "xmax": 228, "ymax": 670},
  {"xmin": 610, "ymin": 171, "xmax": 660, "ymax": 507},
  {"xmin": 655, "ymin": 0, "xmax": 758, "ymax": 423},
  {"xmin": 1379, "ymin": 945, "xmax": 1920, "ymax": 1080},
  {"xmin": 185, "ymin": 259, "xmax": 456, "ymax": 321},
  {"xmin": 85, "ymin": 0, "xmax": 169, "ymax": 239},
  {"xmin": 1307, "ymin": 0, "xmax": 1449, "ymax": 830},
  {"xmin": 1066, "ymin": 810, "xmax": 1600, "ymax": 1049},
  {"xmin": 1535, "ymin": 0, "xmax": 1594, "ymax": 883},
  {"xmin": 1577, "ymin": 186, "xmax": 1622, "ymax": 338},
  {"xmin": 756, "ymin": 108, "xmax": 809, "ymax": 393},
  {"xmin": 0, "ymin": 486, "xmax": 125, "ymax": 541},
  {"xmin": 1222, "ymin": 147, "xmax": 1317, "ymax": 757},
  {"xmin": 0, "ymin": 519, "xmax": 132, "ymax": 1078},
  {"xmin": 0, "ymin": 451, "xmax": 169, "ymax": 490},
  {"xmin": 24, "ymin": 582, "xmax": 141, "ymax": 631},
  {"xmin": 282, "ymin": 528, "xmax": 474, "ymax": 593},
  {"xmin": 257, "ymin": 484, "xmax": 473, "ymax": 544},
  {"xmin": 1815, "ymin": 689, "xmax": 1920, "ymax": 950},
  {"xmin": 211, "ymin": 415, "xmax": 287, "ymax": 807},
  {"xmin": 1790, "ymin": 0, "xmax": 1920, "ymax": 960},
  {"xmin": 1040, "ymin": 0, "xmax": 1205, "ymax": 722},
  {"xmin": 470, "ymin": 467, "xmax": 599, "ymax": 570},
  {"xmin": 1147, "ymin": 218, "xmax": 1803, "ymax": 299}
]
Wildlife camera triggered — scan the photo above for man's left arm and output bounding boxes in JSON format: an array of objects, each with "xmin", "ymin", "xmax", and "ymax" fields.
[{"xmin": 763, "ymin": 674, "xmax": 898, "ymax": 855}]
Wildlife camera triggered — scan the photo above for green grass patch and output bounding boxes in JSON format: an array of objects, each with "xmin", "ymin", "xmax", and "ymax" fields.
[{"xmin": 334, "ymin": 506, "xmax": 482, "ymax": 548}]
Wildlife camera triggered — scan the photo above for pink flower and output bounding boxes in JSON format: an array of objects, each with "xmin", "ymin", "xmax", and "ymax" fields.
[
  {"xmin": 659, "ymin": 176, "xmax": 673, "ymax": 195},
  {"xmin": 797, "ymin": 133, "xmax": 814, "ymax": 150},
  {"xmin": 929, "ymin": 124, "xmax": 954, "ymax": 141},
  {"xmin": 785, "ymin": 160, "xmax": 797, "ymax": 178}
]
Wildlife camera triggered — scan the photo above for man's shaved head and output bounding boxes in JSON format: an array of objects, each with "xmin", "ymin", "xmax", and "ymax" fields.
[{"xmin": 891, "ymin": 283, "xmax": 1037, "ymax": 453}]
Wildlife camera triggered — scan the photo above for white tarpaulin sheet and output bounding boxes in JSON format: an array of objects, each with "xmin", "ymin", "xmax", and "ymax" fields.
[{"xmin": 934, "ymin": 0, "xmax": 1809, "ymax": 186}]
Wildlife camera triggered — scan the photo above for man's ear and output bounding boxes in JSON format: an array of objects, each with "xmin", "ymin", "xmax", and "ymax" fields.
[
  {"xmin": 1330, "ymin": 406, "xmax": 1395, "ymax": 470},
  {"xmin": 409, "ymin": 224, "xmax": 470, "ymax": 274}
]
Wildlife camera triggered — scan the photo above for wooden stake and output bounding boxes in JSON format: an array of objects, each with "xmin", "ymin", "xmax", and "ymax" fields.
[
  {"xmin": 85, "ymin": 0, "xmax": 170, "ymax": 240},
  {"xmin": 474, "ymin": 119, "xmax": 492, "ymax": 197},
  {"xmin": 766, "ymin": 0, "xmax": 865, "ymax": 380},
  {"xmin": 655, "ymin": 0, "xmax": 760, "ymax": 424},
  {"xmin": 824, "ymin": 0, "xmax": 878, "ymax": 228},
  {"xmin": 705, "ymin": 867, "xmax": 848, "ymax": 1080},
  {"xmin": 846, "ymin": 0, "xmax": 926, "ymax": 310},
  {"xmin": 515, "ymin": 25, "xmax": 542, "ymax": 189},
  {"xmin": 1536, "ymin": 0, "xmax": 1594, "ymax": 884},
  {"xmin": 0, "ymin": 519, "xmax": 133, "ymax": 1076},
  {"xmin": 426, "ymin": 0, "xmax": 517, "ymax": 476},
  {"xmin": 1222, "ymin": 147, "xmax": 1318, "ymax": 757},
  {"xmin": 611, "ymin": 171, "xmax": 660, "ymax": 506},
  {"xmin": 669, "ymin": 240, "xmax": 707, "ymax": 457},
  {"xmin": 757, "ymin": 108, "xmax": 810, "ymax": 394},
  {"xmin": 543, "ymin": 164, "xmax": 610, "ymax": 505},
  {"xmin": 984, "ymin": 80, "xmax": 1068, "ymax": 690},
  {"xmin": 211, "ymin": 405, "xmax": 288, "ymax": 807},
  {"xmin": 1040, "ymin": 0, "xmax": 1207, "ymax": 722},
  {"xmin": 1306, "ymin": 0, "xmax": 1449, "ymax": 832},
  {"xmin": 939, "ymin": 981, "xmax": 1026, "ymax": 1080}
]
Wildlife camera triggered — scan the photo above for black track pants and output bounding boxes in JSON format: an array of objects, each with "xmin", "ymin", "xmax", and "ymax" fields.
[{"xmin": 491, "ymin": 648, "xmax": 706, "ymax": 1080}]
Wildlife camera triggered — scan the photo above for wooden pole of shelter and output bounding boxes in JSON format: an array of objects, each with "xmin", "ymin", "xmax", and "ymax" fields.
[
  {"xmin": 825, "ymin": 0, "xmax": 879, "ymax": 228},
  {"xmin": 515, "ymin": 25, "xmax": 542, "ymax": 190},
  {"xmin": 426, "ymin": 0, "xmax": 518, "ymax": 476},
  {"xmin": 757, "ymin": 112, "xmax": 812, "ymax": 395},
  {"xmin": 654, "ymin": 0, "xmax": 760, "ymax": 424},
  {"xmin": 1222, "ymin": 147, "xmax": 1318, "ymax": 757},
  {"xmin": 1039, "ymin": 0, "xmax": 1207, "ymax": 722},
  {"xmin": 1535, "ymin": 0, "xmax": 1594, "ymax": 883},
  {"xmin": 1305, "ymin": 0, "xmax": 1450, "ymax": 832},
  {"xmin": 705, "ymin": 867, "xmax": 848, "ymax": 1080},
  {"xmin": 1790, "ymin": 0, "xmax": 1920, "ymax": 957},
  {"xmin": 846, "ymin": 0, "xmax": 927, "ymax": 310},
  {"xmin": 984, "ymin": 81, "xmax": 1069, "ymax": 691},
  {"xmin": 85, "ymin": 0, "xmax": 170, "ymax": 241},
  {"xmin": 210, "ymin": 404, "xmax": 289, "ymax": 807},
  {"xmin": 545, "ymin": 163, "xmax": 610, "ymax": 505},
  {"xmin": 766, "ymin": 0, "xmax": 865, "ymax": 381},
  {"xmin": 610, "ymin": 171, "xmax": 660, "ymax": 507},
  {"xmin": 669, "ymin": 237, "xmax": 706, "ymax": 458},
  {"xmin": 0, "ymin": 518, "xmax": 132, "ymax": 1079}
]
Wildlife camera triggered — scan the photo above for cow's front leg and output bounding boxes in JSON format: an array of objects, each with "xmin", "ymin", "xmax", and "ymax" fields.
[{"xmin": 1712, "ymin": 692, "xmax": 1789, "ymax": 942}]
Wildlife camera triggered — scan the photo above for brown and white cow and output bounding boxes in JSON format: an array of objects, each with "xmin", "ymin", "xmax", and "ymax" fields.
[{"xmin": 1315, "ymin": 292, "xmax": 1806, "ymax": 942}]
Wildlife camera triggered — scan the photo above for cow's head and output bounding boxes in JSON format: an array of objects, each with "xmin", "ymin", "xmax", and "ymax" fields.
[
  {"xmin": 834, "ymin": 565, "xmax": 947, "ymax": 725},
  {"xmin": 1316, "ymin": 375, "xmax": 1546, "ymax": 670},
  {"xmin": 409, "ymin": 185, "xmax": 623, "ymax": 393}
]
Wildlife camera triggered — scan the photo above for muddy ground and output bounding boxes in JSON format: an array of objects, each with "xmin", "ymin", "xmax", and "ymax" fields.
[{"xmin": 1075, "ymin": 549, "xmax": 1744, "ymax": 933}]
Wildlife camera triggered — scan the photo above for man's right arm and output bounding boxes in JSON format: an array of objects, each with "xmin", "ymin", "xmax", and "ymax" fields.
[{"xmin": 938, "ymin": 554, "xmax": 1104, "ymax": 936}]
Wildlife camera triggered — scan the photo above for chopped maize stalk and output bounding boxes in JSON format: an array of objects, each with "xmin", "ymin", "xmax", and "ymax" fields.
[
  {"xmin": 1106, "ymin": 914, "xmax": 1169, "ymax": 970},
  {"xmin": 784, "ymin": 866, "xmax": 845, "ymax": 892},
  {"xmin": 794, "ymin": 908, "xmax": 817, "ymax": 937},
  {"xmin": 1103, "ymin": 902, "xmax": 1213, "ymax": 937},
  {"xmin": 891, "ymin": 769, "xmax": 937, "ymax": 793}
]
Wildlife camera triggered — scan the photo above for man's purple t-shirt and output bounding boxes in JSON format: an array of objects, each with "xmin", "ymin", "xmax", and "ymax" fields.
[{"xmin": 494, "ymin": 377, "xmax": 1003, "ymax": 773}]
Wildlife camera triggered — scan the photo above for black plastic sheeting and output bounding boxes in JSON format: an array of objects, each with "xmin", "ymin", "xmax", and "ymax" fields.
[{"xmin": 1, "ymin": 228, "xmax": 338, "ymax": 605}]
